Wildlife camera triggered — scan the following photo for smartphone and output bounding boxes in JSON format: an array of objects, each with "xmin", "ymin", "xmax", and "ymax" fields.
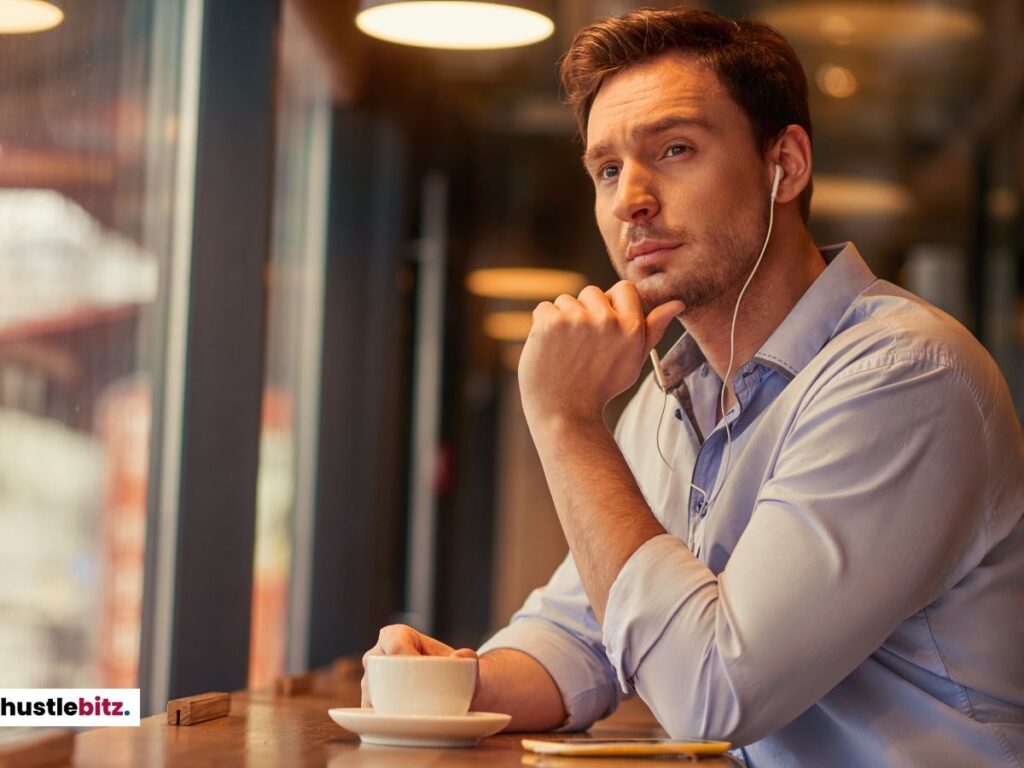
[{"xmin": 521, "ymin": 736, "xmax": 732, "ymax": 757}]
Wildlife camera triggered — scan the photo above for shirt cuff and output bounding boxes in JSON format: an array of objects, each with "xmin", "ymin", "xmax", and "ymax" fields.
[
  {"xmin": 602, "ymin": 533, "xmax": 716, "ymax": 693},
  {"xmin": 479, "ymin": 618, "xmax": 619, "ymax": 731}
]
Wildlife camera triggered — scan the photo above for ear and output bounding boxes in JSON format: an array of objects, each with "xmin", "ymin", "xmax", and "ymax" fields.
[{"xmin": 770, "ymin": 125, "xmax": 812, "ymax": 207}]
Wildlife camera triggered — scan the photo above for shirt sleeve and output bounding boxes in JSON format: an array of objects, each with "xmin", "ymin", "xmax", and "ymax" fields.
[
  {"xmin": 478, "ymin": 552, "xmax": 623, "ymax": 730},
  {"xmin": 601, "ymin": 357, "xmax": 991, "ymax": 746}
]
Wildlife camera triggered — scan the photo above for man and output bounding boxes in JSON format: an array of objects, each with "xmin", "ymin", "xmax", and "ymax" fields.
[{"xmin": 364, "ymin": 8, "xmax": 1024, "ymax": 765}]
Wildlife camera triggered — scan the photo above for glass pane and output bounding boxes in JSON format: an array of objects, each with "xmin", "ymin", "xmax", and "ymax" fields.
[
  {"xmin": 0, "ymin": 0, "xmax": 188, "ymax": 687},
  {"xmin": 249, "ymin": 0, "xmax": 333, "ymax": 688}
]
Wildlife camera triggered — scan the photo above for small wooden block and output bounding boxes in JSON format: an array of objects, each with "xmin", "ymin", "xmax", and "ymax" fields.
[
  {"xmin": 0, "ymin": 729, "xmax": 74, "ymax": 768},
  {"xmin": 273, "ymin": 673, "xmax": 315, "ymax": 696},
  {"xmin": 166, "ymin": 692, "xmax": 230, "ymax": 726}
]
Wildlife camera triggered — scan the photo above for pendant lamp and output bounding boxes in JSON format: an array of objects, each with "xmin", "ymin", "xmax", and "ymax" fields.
[
  {"xmin": 0, "ymin": 0, "xmax": 63, "ymax": 34},
  {"xmin": 356, "ymin": 0, "xmax": 554, "ymax": 50}
]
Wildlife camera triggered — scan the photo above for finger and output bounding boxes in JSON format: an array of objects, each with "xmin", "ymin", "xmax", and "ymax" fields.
[
  {"xmin": 360, "ymin": 674, "xmax": 371, "ymax": 708},
  {"xmin": 576, "ymin": 285, "xmax": 610, "ymax": 314},
  {"xmin": 605, "ymin": 280, "xmax": 643, "ymax": 320},
  {"xmin": 532, "ymin": 301, "xmax": 556, "ymax": 322},
  {"xmin": 553, "ymin": 293, "xmax": 581, "ymax": 314},
  {"xmin": 416, "ymin": 633, "xmax": 458, "ymax": 657},
  {"xmin": 378, "ymin": 624, "xmax": 458, "ymax": 657},
  {"xmin": 377, "ymin": 625, "xmax": 423, "ymax": 655},
  {"xmin": 644, "ymin": 300, "xmax": 686, "ymax": 356},
  {"xmin": 361, "ymin": 643, "xmax": 383, "ymax": 669}
]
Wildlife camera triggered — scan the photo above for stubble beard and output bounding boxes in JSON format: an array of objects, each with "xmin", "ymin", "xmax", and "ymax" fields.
[{"xmin": 610, "ymin": 198, "xmax": 771, "ymax": 317}]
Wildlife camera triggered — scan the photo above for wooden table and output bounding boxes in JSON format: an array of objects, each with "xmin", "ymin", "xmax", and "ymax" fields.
[{"xmin": 72, "ymin": 667, "xmax": 741, "ymax": 767}]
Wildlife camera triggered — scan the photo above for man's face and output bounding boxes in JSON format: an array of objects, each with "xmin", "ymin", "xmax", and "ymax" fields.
[{"xmin": 583, "ymin": 52, "xmax": 771, "ymax": 316}]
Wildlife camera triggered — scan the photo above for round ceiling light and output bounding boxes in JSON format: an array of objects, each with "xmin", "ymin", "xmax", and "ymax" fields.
[
  {"xmin": 758, "ymin": 2, "xmax": 982, "ymax": 49},
  {"xmin": 356, "ymin": 1, "xmax": 554, "ymax": 50},
  {"xmin": 466, "ymin": 267, "xmax": 587, "ymax": 300},
  {"xmin": 0, "ymin": 0, "xmax": 63, "ymax": 34},
  {"xmin": 816, "ymin": 64, "xmax": 858, "ymax": 98}
]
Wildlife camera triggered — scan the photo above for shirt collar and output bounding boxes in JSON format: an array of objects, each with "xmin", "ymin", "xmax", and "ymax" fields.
[{"xmin": 658, "ymin": 242, "xmax": 877, "ymax": 390}]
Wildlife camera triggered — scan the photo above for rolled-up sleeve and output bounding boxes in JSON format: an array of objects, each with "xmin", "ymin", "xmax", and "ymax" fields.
[
  {"xmin": 478, "ymin": 554, "xmax": 622, "ymax": 730},
  {"xmin": 603, "ymin": 534, "xmax": 716, "ymax": 692},
  {"xmin": 601, "ymin": 359, "xmax": 990, "ymax": 746}
]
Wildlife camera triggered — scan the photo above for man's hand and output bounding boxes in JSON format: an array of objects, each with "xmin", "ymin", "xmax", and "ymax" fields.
[
  {"xmin": 360, "ymin": 625, "xmax": 478, "ymax": 708},
  {"xmin": 518, "ymin": 281, "xmax": 684, "ymax": 428}
]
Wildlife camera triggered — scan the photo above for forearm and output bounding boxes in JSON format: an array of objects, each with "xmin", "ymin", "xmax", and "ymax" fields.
[
  {"xmin": 472, "ymin": 648, "xmax": 567, "ymax": 731},
  {"xmin": 529, "ymin": 415, "xmax": 666, "ymax": 623}
]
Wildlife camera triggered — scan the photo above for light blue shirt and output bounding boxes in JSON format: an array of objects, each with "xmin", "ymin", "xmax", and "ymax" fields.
[{"xmin": 480, "ymin": 243, "xmax": 1024, "ymax": 766}]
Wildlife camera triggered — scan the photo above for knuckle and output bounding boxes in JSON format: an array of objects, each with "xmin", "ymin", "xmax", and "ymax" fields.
[{"xmin": 379, "ymin": 623, "xmax": 409, "ymax": 641}]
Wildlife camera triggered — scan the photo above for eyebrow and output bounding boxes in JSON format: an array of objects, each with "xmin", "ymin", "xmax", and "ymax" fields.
[{"xmin": 582, "ymin": 114, "xmax": 715, "ymax": 168}]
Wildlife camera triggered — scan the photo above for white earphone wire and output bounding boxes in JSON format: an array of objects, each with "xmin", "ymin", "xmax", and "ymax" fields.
[
  {"xmin": 652, "ymin": 164, "xmax": 781, "ymax": 512},
  {"xmin": 653, "ymin": 333, "xmax": 709, "ymax": 507}
]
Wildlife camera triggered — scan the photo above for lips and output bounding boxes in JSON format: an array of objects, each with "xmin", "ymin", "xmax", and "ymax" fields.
[{"xmin": 626, "ymin": 239, "xmax": 682, "ymax": 262}]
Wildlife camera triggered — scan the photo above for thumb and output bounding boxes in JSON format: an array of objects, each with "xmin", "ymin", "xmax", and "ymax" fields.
[
  {"xmin": 644, "ymin": 300, "xmax": 685, "ymax": 355},
  {"xmin": 450, "ymin": 648, "xmax": 479, "ymax": 660}
]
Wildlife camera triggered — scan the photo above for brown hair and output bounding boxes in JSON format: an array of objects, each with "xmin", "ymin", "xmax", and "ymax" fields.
[{"xmin": 560, "ymin": 7, "xmax": 813, "ymax": 221}]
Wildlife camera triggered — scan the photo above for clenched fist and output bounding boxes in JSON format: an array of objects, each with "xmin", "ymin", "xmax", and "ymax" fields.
[{"xmin": 518, "ymin": 281, "xmax": 684, "ymax": 428}]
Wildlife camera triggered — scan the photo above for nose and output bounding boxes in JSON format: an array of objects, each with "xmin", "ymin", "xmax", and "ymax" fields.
[{"xmin": 611, "ymin": 162, "xmax": 660, "ymax": 223}]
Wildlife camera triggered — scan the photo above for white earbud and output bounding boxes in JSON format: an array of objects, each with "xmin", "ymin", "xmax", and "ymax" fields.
[
  {"xmin": 771, "ymin": 164, "xmax": 783, "ymax": 201},
  {"xmin": 650, "ymin": 349, "xmax": 668, "ymax": 390}
]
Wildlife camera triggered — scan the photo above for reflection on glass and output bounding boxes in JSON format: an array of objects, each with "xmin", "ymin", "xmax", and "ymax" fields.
[
  {"xmin": 0, "ymin": 1, "xmax": 186, "ymax": 687},
  {"xmin": 249, "ymin": 1, "xmax": 333, "ymax": 688}
]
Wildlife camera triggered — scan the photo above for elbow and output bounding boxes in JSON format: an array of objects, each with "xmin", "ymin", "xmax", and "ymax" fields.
[
  {"xmin": 659, "ymin": 709, "xmax": 764, "ymax": 749},
  {"xmin": 639, "ymin": 664, "xmax": 772, "ymax": 748}
]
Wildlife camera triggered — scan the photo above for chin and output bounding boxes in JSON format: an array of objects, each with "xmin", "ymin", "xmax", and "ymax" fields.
[{"xmin": 634, "ymin": 274, "xmax": 686, "ymax": 316}]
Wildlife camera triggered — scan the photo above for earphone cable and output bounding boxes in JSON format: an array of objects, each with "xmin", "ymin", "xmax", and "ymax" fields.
[
  {"xmin": 652, "ymin": 169, "xmax": 780, "ymax": 513},
  {"xmin": 653, "ymin": 334, "xmax": 710, "ymax": 507},
  {"xmin": 707, "ymin": 180, "xmax": 778, "ymax": 508}
]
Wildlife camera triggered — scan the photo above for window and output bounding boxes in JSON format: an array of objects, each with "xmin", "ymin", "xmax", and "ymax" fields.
[
  {"xmin": 0, "ymin": 0, "xmax": 194, "ymax": 688},
  {"xmin": 249, "ymin": 2, "xmax": 333, "ymax": 688}
]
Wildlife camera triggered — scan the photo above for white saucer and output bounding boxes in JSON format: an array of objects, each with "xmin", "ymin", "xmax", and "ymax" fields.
[{"xmin": 328, "ymin": 707, "xmax": 511, "ymax": 748}]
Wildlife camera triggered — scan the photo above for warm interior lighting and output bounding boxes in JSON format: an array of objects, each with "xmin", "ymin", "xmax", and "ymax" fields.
[
  {"xmin": 816, "ymin": 64, "xmax": 858, "ymax": 98},
  {"xmin": 356, "ymin": 1, "xmax": 554, "ymax": 50},
  {"xmin": 820, "ymin": 14, "xmax": 856, "ymax": 45},
  {"xmin": 466, "ymin": 267, "xmax": 587, "ymax": 300},
  {"xmin": 759, "ymin": 2, "xmax": 982, "ymax": 49},
  {"xmin": 812, "ymin": 175, "xmax": 914, "ymax": 217},
  {"xmin": 0, "ymin": 0, "xmax": 63, "ymax": 34},
  {"xmin": 483, "ymin": 311, "xmax": 533, "ymax": 341}
]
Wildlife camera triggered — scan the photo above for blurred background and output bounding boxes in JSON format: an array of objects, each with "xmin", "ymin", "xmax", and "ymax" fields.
[{"xmin": 0, "ymin": 0, "xmax": 1020, "ymax": 715}]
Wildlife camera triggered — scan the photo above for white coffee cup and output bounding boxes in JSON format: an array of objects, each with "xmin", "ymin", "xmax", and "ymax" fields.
[{"xmin": 367, "ymin": 655, "xmax": 477, "ymax": 717}]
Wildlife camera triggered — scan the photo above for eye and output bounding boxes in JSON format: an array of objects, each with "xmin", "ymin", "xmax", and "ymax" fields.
[
  {"xmin": 664, "ymin": 144, "xmax": 691, "ymax": 158},
  {"xmin": 597, "ymin": 164, "xmax": 619, "ymax": 181}
]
